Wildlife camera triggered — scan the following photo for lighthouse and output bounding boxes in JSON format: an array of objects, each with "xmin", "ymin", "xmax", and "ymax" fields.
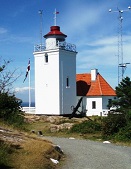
[{"xmin": 33, "ymin": 25, "xmax": 77, "ymax": 115}]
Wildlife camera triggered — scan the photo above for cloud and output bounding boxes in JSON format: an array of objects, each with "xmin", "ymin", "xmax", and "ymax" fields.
[
  {"xmin": 15, "ymin": 87, "xmax": 35, "ymax": 93},
  {"xmin": 14, "ymin": 87, "xmax": 35, "ymax": 102},
  {"xmin": 0, "ymin": 27, "xmax": 7, "ymax": 34},
  {"xmin": 76, "ymin": 34, "xmax": 131, "ymax": 72}
]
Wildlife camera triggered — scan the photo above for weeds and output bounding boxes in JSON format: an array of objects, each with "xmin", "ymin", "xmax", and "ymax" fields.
[{"xmin": 0, "ymin": 140, "xmax": 14, "ymax": 168}]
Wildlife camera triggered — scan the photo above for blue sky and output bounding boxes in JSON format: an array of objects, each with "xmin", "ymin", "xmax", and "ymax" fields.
[{"xmin": 0, "ymin": 0, "xmax": 131, "ymax": 102}]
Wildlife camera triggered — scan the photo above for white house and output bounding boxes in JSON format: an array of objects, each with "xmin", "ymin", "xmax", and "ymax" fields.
[
  {"xmin": 33, "ymin": 26, "xmax": 77, "ymax": 115},
  {"xmin": 76, "ymin": 69, "xmax": 116, "ymax": 116}
]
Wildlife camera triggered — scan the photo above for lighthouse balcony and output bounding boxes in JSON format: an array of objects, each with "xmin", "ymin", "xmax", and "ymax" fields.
[
  {"xmin": 34, "ymin": 42, "xmax": 76, "ymax": 52},
  {"xmin": 34, "ymin": 44, "xmax": 46, "ymax": 52}
]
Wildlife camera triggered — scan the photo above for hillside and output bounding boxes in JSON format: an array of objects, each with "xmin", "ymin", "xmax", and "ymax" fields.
[{"xmin": 0, "ymin": 123, "xmax": 63, "ymax": 169}]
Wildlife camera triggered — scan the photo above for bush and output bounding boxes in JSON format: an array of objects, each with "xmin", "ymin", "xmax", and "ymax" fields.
[
  {"xmin": 102, "ymin": 113, "xmax": 127, "ymax": 138},
  {"xmin": 0, "ymin": 92, "xmax": 21, "ymax": 117},
  {"xmin": 114, "ymin": 123, "xmax": 131, "ymax": 141},
  {"xmin": 125, "ymin": 109, "xmax": 131, "ymax": 124},
  {"xmin": 0, "ymin": 92, "xmax": 25, "ymax": 128},
  {"xmin": 70, "ymin": 120, "xmax": 101, "ymax": 134}
]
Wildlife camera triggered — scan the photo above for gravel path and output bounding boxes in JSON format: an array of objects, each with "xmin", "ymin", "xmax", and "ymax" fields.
[{"xmin": 45, "ymin": 136, "xmax": 131, "ymax": 169}]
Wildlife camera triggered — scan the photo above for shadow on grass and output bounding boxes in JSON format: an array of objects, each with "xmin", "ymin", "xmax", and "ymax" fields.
[{"xmin": 0, "ymin": 164, "xmax": 14, "ymax": 169}]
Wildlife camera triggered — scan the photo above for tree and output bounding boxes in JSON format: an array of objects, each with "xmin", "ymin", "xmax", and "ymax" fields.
[
  {"xmin": 0, "ymin": 58, "xmax": 20, "ymax": 93},
  {"xmin": 0, "ymin": 58, "xmax": 24, "ymax": 127},
  {"xmin": 109, "ymin": 77, "xmax": 131, "ymax": 113},
  {"xmin": 103, "ymin": 77, "xmax": 131, "ymax": 139},
  {"xmin": 0, "ymin": 92, "xmax": 22, "ymax": 120}
]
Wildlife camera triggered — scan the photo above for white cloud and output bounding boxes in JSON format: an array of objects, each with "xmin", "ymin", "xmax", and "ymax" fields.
[
  {"xmin": 15, "ymin": 87, "xmax": 34, "ymax": 93},
  {"xmin": 0, "ymin": 27, "xmax": 7, "ymax": 34}
]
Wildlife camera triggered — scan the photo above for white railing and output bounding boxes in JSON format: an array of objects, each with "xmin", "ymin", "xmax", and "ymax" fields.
[
  {"xmin": 34, "ymin": 42, "xmax": 76, "ymax": 52},
  {"xmin": 21, "ymin": 107, "xmax": 36, "ymax": 114},
  {"xmin": 34, "ymin": 44, "xmax": 45, "ymax": 52}
]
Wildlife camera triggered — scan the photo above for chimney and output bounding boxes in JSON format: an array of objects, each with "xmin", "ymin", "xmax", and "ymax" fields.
[{"xmin": 91, "ymin": 69, "xmax": 98, "ymax": 81}]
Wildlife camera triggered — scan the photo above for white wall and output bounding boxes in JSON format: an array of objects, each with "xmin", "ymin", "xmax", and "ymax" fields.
[
  {"xmin": 34, "ymin": 49, "xmax": 60, "ymax": 115},
  {"xmin": 85, "ymin": 96, "xmax": 116, "ymax": 116},
  {"xmin": 86, "ymin": 96, "xmax": 102, "ymax": 116},
  {"xmin": 34, "ymin": 48, "xmax": 77, "ymax": 115}
]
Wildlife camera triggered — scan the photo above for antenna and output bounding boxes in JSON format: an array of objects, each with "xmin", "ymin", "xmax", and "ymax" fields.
[
  {"xmin": 109, "ymin": 6, "xmax": 131, "ymax": 84},
  {"xmin": 38, "ymin": 10, "xmax": 43, "ymax": 48},
  {"xmin": 53, "ymin": 9, "xmax": 59, "ymax": 26}
]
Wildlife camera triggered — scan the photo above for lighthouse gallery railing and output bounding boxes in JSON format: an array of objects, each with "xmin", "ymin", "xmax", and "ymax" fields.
[{"xmin": 34, "ymin": 41, "xmax": 76, "ymax": 52}]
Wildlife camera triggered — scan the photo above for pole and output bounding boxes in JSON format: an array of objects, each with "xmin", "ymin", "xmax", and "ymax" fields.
[
  {"xmin": 54, "ymin": 9, "xmax": 57, "ymax": 26},
  {"xmin": 39, "ymin": 10, "xmax": 43, "ymax": 49},
  {"xmin": 29, "ymin": 62, "xmax": 31, "ymax": 113},
  {"xmin": 54, "ymin": 9, "xmax": 59, "ymax": 26}
]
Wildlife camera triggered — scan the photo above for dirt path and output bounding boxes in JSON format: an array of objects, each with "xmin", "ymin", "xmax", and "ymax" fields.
[{"xmin": 45, "ymin": 136, "xmax": 131, "ymax": 169}]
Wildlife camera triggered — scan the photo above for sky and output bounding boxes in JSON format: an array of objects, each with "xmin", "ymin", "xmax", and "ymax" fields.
[{"xmin": 0, "ymin": 0, "xmax": 131, "ymax": 103}]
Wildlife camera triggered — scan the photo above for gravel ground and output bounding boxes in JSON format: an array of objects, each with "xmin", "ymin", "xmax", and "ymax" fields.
[{"xmin": 45, "ymin": 136, "xmax": 131, "ymax": 169}]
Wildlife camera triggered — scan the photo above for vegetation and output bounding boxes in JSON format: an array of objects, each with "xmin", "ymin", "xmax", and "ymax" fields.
[
  {"xmin": 0, "ymin": 92, "xmax": 25, "ymax": 128},
  {"xmin": 0, "ymin": 140, "xmax": 15, "ymax": 168},
  {"xmin": 103, "ymin": 77, "xmax": 131, "ymax": 141},
  {"xmin": 70, "ymin": 120, "xmax": 101, "ymax": 134},
  {"xmin": 0, "ymin": 58, "xmax": 20, "ymax": 93},
  {"xmin": 0, "ymin": 128, "xmax": 62, "ymax": 169},
  {"xmin": 0, "ymin": 58, "xmax": 25, "ymax": 128}
]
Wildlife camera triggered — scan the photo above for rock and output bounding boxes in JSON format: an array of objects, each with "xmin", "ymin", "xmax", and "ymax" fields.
[
  {"xmin": 50, "ymin": 158, "xmax": 59, "ymax": 164},
  {"xmin": 38, "ymin": 131, "xmax": 43, "ymax": 136},
  {"xmin": 103, "ymin": 141, "xmax": 111, "ymax": 144},
  {"xmin": 54, "ymin": 145, "xmax": 64, "ymax": 154},
  {"xmin": 31, "ymin": 130, "xmax": 35, "ymax": 133},
  {"xmin": 50, "ymin": 125, "xmax": 58, "ymax": 132},
  {"xmin": 69, "ymin": 137, "xmax": 75, "ymax": 139},
  {"xmin": 50, "ymin": 123, "xmax": 74, "ymax": 132}
]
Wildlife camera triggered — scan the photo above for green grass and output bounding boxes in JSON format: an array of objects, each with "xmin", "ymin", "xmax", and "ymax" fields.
[{"xmin": 25, "ymin": 117, "xmax": 131, "ymax": 147}]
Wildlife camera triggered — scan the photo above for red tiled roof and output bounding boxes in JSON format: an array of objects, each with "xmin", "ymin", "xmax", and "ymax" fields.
[{"xmin": 76, "ymin": 73, "xmax": 116, "ymax": 96}]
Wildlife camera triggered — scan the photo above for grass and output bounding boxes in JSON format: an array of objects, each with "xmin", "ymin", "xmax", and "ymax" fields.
[
  {"xmin": 10, "ymin": 138, "xmax": 60, "ymax": 169},
  {"xmin": 25, "ymin": 116, "xmax": 131, "ymax": 147},
  {"xmin": 0, "ymin": 140, "xmax": 14, "ymax": 168},
  {"xmin": 0, "ymin": 120, "xmax": 63, "ymax": 169}
]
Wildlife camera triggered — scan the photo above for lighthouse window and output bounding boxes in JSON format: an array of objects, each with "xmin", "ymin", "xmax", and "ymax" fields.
[
  {"xmin": 66, "ymin": 77, "xmax": 70, "ymax": 87},
  {"xmin": 45, "ymin": 53, "xmax": 48, "ymax": 63}
]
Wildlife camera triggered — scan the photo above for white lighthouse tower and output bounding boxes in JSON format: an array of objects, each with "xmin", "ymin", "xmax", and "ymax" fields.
[{"xmin": 33, "ymin": 25, "xmax": 77, "ymax": 115}]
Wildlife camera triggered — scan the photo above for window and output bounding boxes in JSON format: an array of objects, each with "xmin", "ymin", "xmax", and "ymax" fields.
[
  {"xmin": 92, "ymin": 101, "xmax": 96, "ymax": 109},
  {"xmin": 45, "ymin": 53, "xmax": 48, "ymax": 63},
  {"xmin": 66, "ymin": 76, "xmax": 69, "ymax": 87}
]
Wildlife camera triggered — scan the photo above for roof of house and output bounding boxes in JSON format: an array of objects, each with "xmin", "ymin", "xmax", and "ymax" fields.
[{"xmin": 76, "ymin": 73, "xmax": 116, "ymax": 96}]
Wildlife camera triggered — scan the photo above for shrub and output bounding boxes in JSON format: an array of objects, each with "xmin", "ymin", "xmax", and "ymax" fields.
[
  {"xmin": 70, "ymin": 120, "xmax": 101, "ymax": 134},
  {"xmin": 0, "ymin": 92, "xmax": 25, "ymax": 128},
  {"xmin": 114, "ymin": 123, "xmax": 131, "ymax": 141},
  {"xmin": 102, "ymin": 113, "xmax": 127, "ymax": 138},
  {"xmin": 0, "ymin": 92, "xmax": 21, "ymax": 117}
]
